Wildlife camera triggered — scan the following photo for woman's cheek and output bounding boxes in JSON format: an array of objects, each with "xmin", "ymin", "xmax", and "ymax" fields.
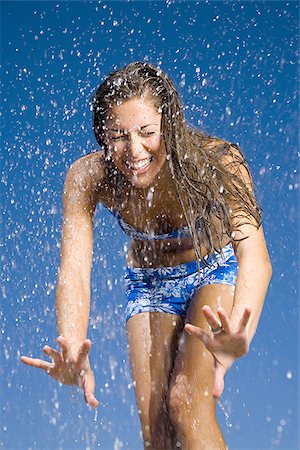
[
  {"xmin": 111, "ymin": 143, "xmax": 124, "ymax": 159},
  {"xmin": 115, "ymin": 149, "xmax": 131, "ymax": 172},
  {"xmin": 148, "ymin": 136, "xmax": 163, "ymax": 152}
]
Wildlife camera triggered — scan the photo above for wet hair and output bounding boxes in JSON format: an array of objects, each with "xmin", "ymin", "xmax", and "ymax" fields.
[{"xmin": 92, "ymin": 61, "xmax": 262, "ymax": 276}]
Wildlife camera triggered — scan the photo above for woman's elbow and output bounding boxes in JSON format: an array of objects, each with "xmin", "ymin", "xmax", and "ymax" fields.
[
  {"xmin": 261, "ymin": 253, "xmax": 273, "ymax": 282},
  {"xmin": 264, "ymin": 249, "xmax": 273, "ymax": 279},
  {"xmin": 238, "ymin": 251, "xmax": 273, "ymax": 280},
  {"xmin": 258, "ymin": 259, "xmax": 272, "ymax": 283},
  {"xmin": 267, "ymin": 261, "xmax": 273, "ymax": 279}
]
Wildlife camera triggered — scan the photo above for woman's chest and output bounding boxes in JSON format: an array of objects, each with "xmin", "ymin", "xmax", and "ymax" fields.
[
  {"xmin": 99, "ymin": 181, "xmax": 188, "ymax": 235},
  {"xmin": 123, "ymin": 204, "xmax": 187, "ymax": 235}
]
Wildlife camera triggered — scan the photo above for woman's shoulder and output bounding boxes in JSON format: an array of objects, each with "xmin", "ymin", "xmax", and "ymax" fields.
[
  {"xmin": 201, "ymin": 137, "xmax": 246, "ymax": 166},
  {"xmin": 65, "ymin": 151, "xmax": 112, "ymax": 204},
  {"xmin": 201, "ymin": 136, "xmax": 236, "ymax": 153},
  {"xmin": 68, "ymin": 150, "xmax": 105, "ymax": 179}
]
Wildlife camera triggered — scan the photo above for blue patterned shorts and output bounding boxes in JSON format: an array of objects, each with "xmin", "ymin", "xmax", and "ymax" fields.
[{"xmin": 124, "ymin": 243, "xmax": 238, "ymax": 323}]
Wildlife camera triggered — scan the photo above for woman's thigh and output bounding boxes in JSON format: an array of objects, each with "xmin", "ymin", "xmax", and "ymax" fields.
[{"xmin": 126, "ymin": 312, "xmax": 184, "ymax": 428}]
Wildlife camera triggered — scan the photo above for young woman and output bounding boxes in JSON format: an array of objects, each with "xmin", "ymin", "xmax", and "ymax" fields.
[{"xmin": 21, "ymin": 61, "xmax": 272, "ymax": 450}]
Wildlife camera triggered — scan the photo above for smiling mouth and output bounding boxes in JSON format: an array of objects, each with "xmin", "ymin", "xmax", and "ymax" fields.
[{"xmin": 125, "ymin": 157, "xmax": 154, "ymax": 174}]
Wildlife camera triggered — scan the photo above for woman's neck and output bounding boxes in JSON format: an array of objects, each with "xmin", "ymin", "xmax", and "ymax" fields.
[{"xmin": 128, "ymin": 159, "xmax": 177, "ymax": 207}]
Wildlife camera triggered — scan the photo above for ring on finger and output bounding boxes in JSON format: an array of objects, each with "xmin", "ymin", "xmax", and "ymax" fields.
[{"xmin": 210, "ymin": 325, "xmax": 223, "ymax": 335}]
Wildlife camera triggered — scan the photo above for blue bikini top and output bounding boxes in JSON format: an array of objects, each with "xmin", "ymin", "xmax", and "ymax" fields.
[
  {"xmin": 102, "ymin": 173, "xmax": 202, "ymax": 241},
  {"xmin": 115, "ymin": 212, "xmax": 196, "ymax": 240}
]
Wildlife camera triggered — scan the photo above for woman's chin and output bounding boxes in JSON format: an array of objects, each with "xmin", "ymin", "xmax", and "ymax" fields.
[
  {"xmin": 129, "ymin": 174, "xmax": 153, "ymax": 188},
  {"xmin": 117, "ymin": 159, "xmax": 166, "ymax": 189},
  {"xmin": 123, "ymin": 166, "xmax": 157, "ymax": 188}
]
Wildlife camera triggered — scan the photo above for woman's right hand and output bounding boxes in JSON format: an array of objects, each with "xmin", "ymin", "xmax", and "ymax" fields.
[{"xmin": 20, "ymin": 336, "xmax": 99, "ymax": 408}]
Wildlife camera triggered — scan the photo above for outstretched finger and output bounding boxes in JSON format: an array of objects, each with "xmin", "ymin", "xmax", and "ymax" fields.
[
  {"xmin": 238, "ymin": 306, "xmax": 251, "ymax": 332},
  {"xmin": 213, "ymin": 360, "xmax": 226, "ymax": 399},
  {"xmin": 217, "ymin": 308, "xmax": 232, "ymax": 334},
  {"xmin": 20, "ymin": 355, "xmax": 53, "ymax": 372},
  {"xmin": 184, "ymin": 323, "xmax": 212, "ymax": 346},
  {"xmin": 43, "ymin": 346, "xmax": 62, "ymax": 364},
  {"xmin": 83, "ymin": 372, "xmax": 99, "ymax": 409},
  {"xmin": 56, "ymin": 336, "xmax": 69, "ymax": 354},
  {"xmin": 77, "ymin": 340, "xmax": 92, "ymax": 367},
  {"xmin": 202, "ymin": 305, "xmax": 222, "ymax": 331}
]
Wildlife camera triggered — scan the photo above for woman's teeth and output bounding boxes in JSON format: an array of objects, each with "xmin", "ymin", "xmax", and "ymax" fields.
[{"xmin": 128, "ymin": 158, "xmax": 152, "ymax": 170}]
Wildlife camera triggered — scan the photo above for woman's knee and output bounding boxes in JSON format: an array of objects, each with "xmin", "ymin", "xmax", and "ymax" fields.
[
  {"xmin": 168, "ymin": 373, "xmax": 215, "ymax": 429},
  {"xmin": 168, "ymin": 373, "xmax": 194, "ymax": 427}
]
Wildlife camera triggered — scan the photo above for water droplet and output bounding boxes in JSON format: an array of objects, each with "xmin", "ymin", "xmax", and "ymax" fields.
[
  {"xmin": 217, "ymin": 400, "xmax": 232, "ymax": 428},
  {"xmin": 94, "ymin": 409, "xmax": 98, "ymax": 423}
]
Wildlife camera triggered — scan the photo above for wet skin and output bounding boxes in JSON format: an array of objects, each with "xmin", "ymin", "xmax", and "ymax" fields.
[
  {"xmin": 20, "ymin": 95, "xmax": 272, "ymax": 450},
  {"xmin": 100, "ymin": 96, "xmax": 229, "ymax": 268}
]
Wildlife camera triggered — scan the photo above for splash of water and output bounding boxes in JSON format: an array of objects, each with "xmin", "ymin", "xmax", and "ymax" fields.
[
  {"xmin": 217, "ymin": 399, "xmax": 232, "ymax": 428},
  {"xmin": 94, "ymin": 408, "xmax": 98, "ymax": 423}
]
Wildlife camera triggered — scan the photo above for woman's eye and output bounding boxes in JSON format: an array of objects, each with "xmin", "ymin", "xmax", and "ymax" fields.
[
  {"xmin": 141, "ymin": 132, "xmax": 155, "ymax": 137},
  {"xmin": 111, "ymin": 136, "xmax": 124, "ymax": 141},
  {"xmin": 110, "ymin": 131, "xmax": 155, "ymax": 141}
]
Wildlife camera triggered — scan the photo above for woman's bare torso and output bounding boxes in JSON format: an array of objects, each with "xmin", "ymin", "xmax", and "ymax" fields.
[{"xmin": 82, "ymin": 151, "xmax": 229, "ymax": 268}]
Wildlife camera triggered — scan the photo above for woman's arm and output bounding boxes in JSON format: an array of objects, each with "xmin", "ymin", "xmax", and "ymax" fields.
[
  {"xmin": 185, "ymin": 144, "xmax": 272, "ymax": 397},
  {"xmin": 21, "ymin": 154, "xmax": 103, "ymax": 408},
  {"xmin": 225, "ymin": 143, "xmax": 272, "ymax": 342},
  {"xmin": 204, "ymin": 142, "xmax": 272, "ymax": 342},
  {"xmin": 56, "ymin": 158, "xmax": 96, "ymax": 357},
  {"xmin": 229, "ymin": 223, "xmax": 272, "ymax": 343}
]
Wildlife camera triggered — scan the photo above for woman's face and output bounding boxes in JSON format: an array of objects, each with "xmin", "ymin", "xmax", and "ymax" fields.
[{"xmin": 104, "ymin": 97, "xmax": 167, "ymax": 188}]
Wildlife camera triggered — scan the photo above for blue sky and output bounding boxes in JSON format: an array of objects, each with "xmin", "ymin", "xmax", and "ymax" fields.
[{"xmin": 1, "ymin": 1, "xmax": 299, "ymax": 449}]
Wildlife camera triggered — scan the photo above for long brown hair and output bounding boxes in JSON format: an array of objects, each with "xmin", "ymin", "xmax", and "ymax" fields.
[{"xmin": 92, "ymin": 61, "xmax": 262, "ymax": 275}]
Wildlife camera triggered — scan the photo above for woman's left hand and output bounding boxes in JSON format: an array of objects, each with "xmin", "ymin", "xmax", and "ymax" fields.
[{"xmin": 184, "ymin": 305, "xmax": 251, "ymax": 399}]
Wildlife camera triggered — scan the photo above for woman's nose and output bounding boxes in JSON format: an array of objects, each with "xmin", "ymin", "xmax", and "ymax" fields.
[{"xmin": 126, "ymin": 136, "xmax": 145, "ymax": 159}]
